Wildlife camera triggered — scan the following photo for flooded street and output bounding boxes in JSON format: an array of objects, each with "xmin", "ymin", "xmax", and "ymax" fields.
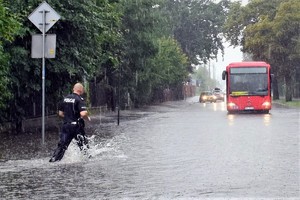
[{"xmin": 0, "ymin": 97, "xmax": 299, "ymax": 199}]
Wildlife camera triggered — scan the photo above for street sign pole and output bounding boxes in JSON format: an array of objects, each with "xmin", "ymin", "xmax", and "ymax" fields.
[
  {"xmin": 41, "ymin": 9, "xmax": 47, "ymax": 144},
  {"xmin": 28, "ymin": 1, "xmax": 60, "ymax": 144}
]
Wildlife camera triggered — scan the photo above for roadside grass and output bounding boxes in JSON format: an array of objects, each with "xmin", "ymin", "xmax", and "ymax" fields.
[{"xmin": 273, "ymin": 99, "xmax": 300, "ymax": 108}]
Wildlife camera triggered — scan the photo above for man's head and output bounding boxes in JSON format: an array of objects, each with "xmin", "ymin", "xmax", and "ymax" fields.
[{"xmin": 73, "ymin": 83, "xmax": 84, "ymax": 95}]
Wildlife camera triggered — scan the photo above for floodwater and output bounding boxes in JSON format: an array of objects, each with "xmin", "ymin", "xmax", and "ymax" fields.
[{"xmin": 0, "ymin": 97, "xmax": 299, "ymax": 199}]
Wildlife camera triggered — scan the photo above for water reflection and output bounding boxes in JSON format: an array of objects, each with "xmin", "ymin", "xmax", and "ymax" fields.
[
  {"xmin": 263, "ymin": 113, "xmax": 271, "ymax": 126},
  {"xmin": 227, "ymin": 112, "xmax": 272, "ymax": 127},
  {"xmin": 201, "ymin": 101, "xmax": 226, "ymax": 112},
  {"xmin": 213, "ymin": 102, "xmax": 217, "ymax": 111},
  {"xmin": 221, "ymin": 101, "xmax": 226, "ymax": 111},
  {"xmin": 227, "ymin": 114, "xmax": 235, "ymax": 126},
  {"xmin": 213, "ymin": 101, "xmax": 226, "ymax": 111}
]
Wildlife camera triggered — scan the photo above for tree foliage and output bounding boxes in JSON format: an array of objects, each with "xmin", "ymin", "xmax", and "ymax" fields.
[
  {"xmin": 3, "ymin": 0, "xmax": 121, "ymax": 130},
  {"xmin": 166, "ymin": 0, "xmax": 230, "ymax": 65},
  {"xmin": 194, "ymin": 66, "xmax": 215, "ymax": 91},
  {"xmin": 0, "ymin": 0, "xmax": 20, "ymax": 116},
  {"xmin": 224, "ymin": 0, "xmax": 300, "ymax": 101},
  {"xmin": 118, "ymin": 0, "xmax": 161, "ymax": 106},
  {"xmin": 0, "ymin": 0, "xmax": 229, "ymax": 131}
]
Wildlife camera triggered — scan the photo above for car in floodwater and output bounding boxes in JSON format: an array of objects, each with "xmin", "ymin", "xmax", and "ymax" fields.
[
  {"xmin": 212, "ymin": 88, "xmax": 224, "ymax": 101},
  {"xmin": 199, "ymin": 91, "xmax": 217, "ymax": 103}
]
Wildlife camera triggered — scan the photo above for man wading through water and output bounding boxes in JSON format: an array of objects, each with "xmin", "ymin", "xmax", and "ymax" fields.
[{"xmin": 49, "ymin": 83, "xmax": 91, "ymax": 162}]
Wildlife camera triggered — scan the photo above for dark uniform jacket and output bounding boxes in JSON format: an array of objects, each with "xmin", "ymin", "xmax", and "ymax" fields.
[{"xmin": 59, "ymin": 93, "xmax": 87, "ymax": 124}]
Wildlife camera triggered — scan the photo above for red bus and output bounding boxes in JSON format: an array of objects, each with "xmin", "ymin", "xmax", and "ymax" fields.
[{"xmin": 222, "ymin": 61, "xmax": 272, "ymax": 113}]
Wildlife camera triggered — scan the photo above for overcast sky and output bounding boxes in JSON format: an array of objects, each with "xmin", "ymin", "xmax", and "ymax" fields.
[{"xmin": 211, "ymin": 43, "xmax": 243, "ymax": 88}]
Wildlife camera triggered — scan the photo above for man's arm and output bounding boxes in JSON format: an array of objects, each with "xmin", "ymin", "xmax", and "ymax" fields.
[
  {"xmin": 78, "ymin": 97, "xmax": 90, "ymax": 121},
  {"xmin": 58, "ymin": 110, "xmax": 64, "ymax": 118},
  {"xmin": 80, "ymin": 110, "xmax": 91, "ymax": 121},
  {"xmin": 57, "ymin": 101, "xmax": 64, "ymax": 118}
]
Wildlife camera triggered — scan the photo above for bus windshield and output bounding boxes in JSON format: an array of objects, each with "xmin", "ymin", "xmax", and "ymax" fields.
[{"xmin": 229, "ymin": 67, "xmax": 268, "ymax": 96}]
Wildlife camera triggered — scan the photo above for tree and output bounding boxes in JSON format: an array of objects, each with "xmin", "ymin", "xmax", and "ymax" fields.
[
  {"xmin": 118, "ymin": 0, "xmax": 164, "ymax": 106},
  {"xmin": 0, "ymin": 0, "xmax": 20, "ymax": 122},
  {"xmin": 270, "ymin": 0, "xmax": 300, "ymax": 101},
  {"xmin": 166, "ymin": 0, "xmax": 230, "ymax": 65},
  {"xmin": 118, "ymin": 0, "xmax": 230, "ymax": 106},
  {"xmin": 3, "ymin": 0, "xmax": 121, "ymax": 132},
  {"xmin": 149, "ymin": 36, "xmax": 189, "ymax": 100},
  {"xmin": 194, "ymin": 65, "xmax": 216, "ymax": 91},
  {"xmin": 224, "ymin": 0, "xmax": 300, "ymax": 101},
  {"xmin": 0, "ymin": 0, "xmax": 236, "ymax": 132}
]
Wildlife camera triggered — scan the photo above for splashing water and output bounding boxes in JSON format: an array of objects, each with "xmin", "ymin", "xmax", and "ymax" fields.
[{"xmin": 58, "ymin": 133, "xmax": 127, "ymax": 164}]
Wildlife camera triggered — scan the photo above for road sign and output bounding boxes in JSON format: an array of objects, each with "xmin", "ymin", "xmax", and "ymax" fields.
[
  {"xmin": 31, "ymin": 34, "xmax": 56, "ymax": 58},
  {"xmin": 28, "ymin": 1, "xmax": 61, "ymax": 33}
]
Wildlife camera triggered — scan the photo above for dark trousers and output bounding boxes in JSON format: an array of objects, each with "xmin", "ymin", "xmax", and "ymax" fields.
[
  {"xmin": 60, "ymin": 124, "xmax": 79, "ymax": 148},
  {"xmin": 50, "ymin": 124, "xmax": 80, "ymax": 162}
]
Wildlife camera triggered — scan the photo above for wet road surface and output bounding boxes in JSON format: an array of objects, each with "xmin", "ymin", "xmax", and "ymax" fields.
[{"xmin": 0, "ymin": 97, "xmax": 299, "ymax": 199}]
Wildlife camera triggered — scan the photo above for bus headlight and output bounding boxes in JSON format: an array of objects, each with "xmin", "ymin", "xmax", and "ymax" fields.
[
  {"xmin": 262, "ymin": 101, "xmax": 271, "ymax": 108},
  {"xmin": 228, "ymin": 102, "xmax": 238, "ymax": 109}
]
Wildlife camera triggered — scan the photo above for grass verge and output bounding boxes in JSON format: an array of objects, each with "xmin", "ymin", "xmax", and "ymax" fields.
[{"xmin": 273, "ymin": 99, "xmax": 300, "ymax": 108}]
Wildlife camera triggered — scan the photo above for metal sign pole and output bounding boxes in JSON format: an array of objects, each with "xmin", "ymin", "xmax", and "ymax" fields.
[
  {"xmin": 28, "ymin": 1, "xmax": 60, "ymax": 144},
  {"xmin": 117, "ymin": 65, "xmax": 120, "ymax": 125},
  {"xmin": 41, "ymin": 9, "xmax": 46, "ymax": 144}
]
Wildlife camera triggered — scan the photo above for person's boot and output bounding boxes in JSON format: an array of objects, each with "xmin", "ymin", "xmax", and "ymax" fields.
[
  {"xmin": 49, "ymin": 146, "xmax": 66, "ymax": 162},
  {"xmin": 76, "ymin": 134, "xmax": 90, "ymax": 150},
  {"xmin": 76, "ymin": 134, "xmax": 91, "ymax": 158},
  {"xmin": 76, "ymin": 134, "xmax": 84, "ymax": 150}
]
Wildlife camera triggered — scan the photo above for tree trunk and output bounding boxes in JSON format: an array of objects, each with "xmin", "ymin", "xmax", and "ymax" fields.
[
  {"xmin": 14, "ymin": 118, "xmax": 23, "ymax": 134},
  {"xmin": 272, "ymin": 76, "xmax": 279, "ymax": 100},
  {"xmin": 285, "ymin": 74, "xmax": 293, "ymax": 102},
  {"xmin": 295, "ymin": 70, "xmax": 300, "ymax": 98}
]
